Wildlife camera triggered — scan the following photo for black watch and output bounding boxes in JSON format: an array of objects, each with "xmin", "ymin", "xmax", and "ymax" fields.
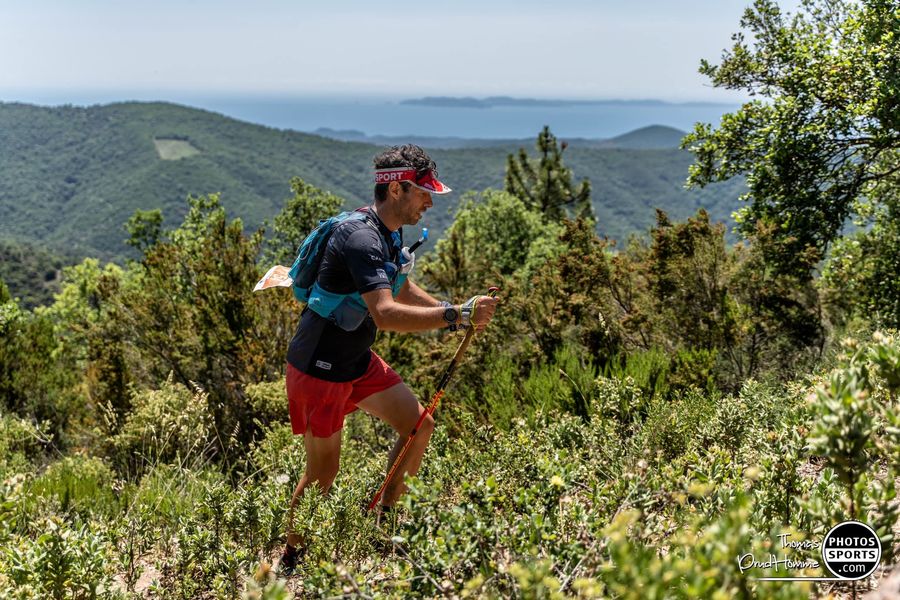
[{"xmin": 440, "ymin": 301, "xmax": 459, "ymax": 331}]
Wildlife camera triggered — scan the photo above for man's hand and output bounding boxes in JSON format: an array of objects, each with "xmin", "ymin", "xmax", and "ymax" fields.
[{"xmin": 460, "ymin": 294, "xmax": 499, "ymax": 331}]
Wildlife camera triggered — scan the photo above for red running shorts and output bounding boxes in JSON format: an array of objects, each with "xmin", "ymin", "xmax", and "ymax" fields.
[{"xmin": 286, "ymin": 351, "xmax": 403, "ymax": 438}]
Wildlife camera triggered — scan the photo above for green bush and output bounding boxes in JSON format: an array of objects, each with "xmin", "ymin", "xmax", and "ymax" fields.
[
  {"xmin": 109, "ymin": 374, "xmax": 212, "ymax": 473},
  {"xmin": 1, "ymin": 517, "xmax": 120, "ymax": 600},
  {"xmin": 245, "ymin": 379, "xmax": 288, "ymax": 428},
  {"xmin": 249, "ymin": 423, "xmax": 303, "ymax": 485},
  {"xmin": 593, "ymin": 375, "xmax": 648, "ymax": 426},
  {"xmin": 641, "ymin": 390, "xmax": 716, "ymax": 460},
  {"xmin": 0, "ymin": 300, "xmax": 79, "ymax": 440},
  {"xmin": 600, "ymin": 499, "xmax": 810, "ymax": 599},
  {"xmin": 420, "ymin": 189, "xmax": 561, "ymax": 299},
  {"xmin": 0, "ymin": 413, "xmax": 49, "ymax": 479},
  {"xmin": 29, "ymin": 455, "xmax": 118, "ymax": 519},
  {"xmin": 602, "ymin": 348, "xmax": 670, "ymax": 403},
  {"xmin": 805, "ymin": 333, "xmax": 900, "ymax": 558}
]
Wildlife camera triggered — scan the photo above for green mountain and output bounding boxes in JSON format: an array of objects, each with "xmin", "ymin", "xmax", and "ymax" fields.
[
  {"xmin": 0, "ymin": 101, "xmax": 745, "ymax": 260},
  {"xmin": 0, "ymin": 101, "xmax": 373, "ymax": 260},
  {"xmin": 601, "ymin": 125, "xmax": 687, "ymax": 149}
]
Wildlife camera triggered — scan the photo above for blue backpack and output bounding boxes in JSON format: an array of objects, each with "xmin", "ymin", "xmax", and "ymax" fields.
[{"xmin": 288, "ymin": 209, "xmax": 408, "ymax": 331}]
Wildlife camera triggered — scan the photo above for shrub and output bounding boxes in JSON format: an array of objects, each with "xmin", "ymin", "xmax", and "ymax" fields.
[
  {"xmin": 420, "ymin": 189, "xmax": 560, "ymax": 299},
  {"xmin": 641, "ymin": 390, "xmax": 716, "ymax": 461},
  {"xmin": 109, "ymin": 374, "xmax": 212, "ymax": 473},
  {"xmin": 599, "ymin": 500, "xmax": 810, "ymax": 599},
  {"xmin": 0, "ymin": 413, "xmax": 49, "ymax": 479},
  {"xmin": 0, "ymin": 300, "xmax": 79, "ymax": 441},
  {"xmin": 245, "ymin": 379, "xmax": 288, "ymax": 428},
  {"xmin": 29, "ymin": 455, "xmax": 118, "ymax": 519},
  {"xmin": 806, "ymin": 333, "xmax": 900, "ymax": 558},
  {"xmin": 1, "ymin": 517, "xmax": 119, "ymax": 599}
]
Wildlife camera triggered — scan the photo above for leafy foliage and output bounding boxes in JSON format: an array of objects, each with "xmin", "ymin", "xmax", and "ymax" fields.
[
  {"xmin": 807, "ymin": 333, "xmax": 900, "ymax": 554},
  {"xmin": 109, "ymin": 375, "xmax": 213, "ymax": 475},
  {"xmin": 684, "ymin": 0, "xmax": 900, "ymax": 273},
  {"xmin": 822, "ymin": 189, "xmax": 900, "ymax": 328},
  {"xmin": 0, "ymin": 414, "xmax": 50, "ymax": 480},
  {"xmin": 0, "ymin": 298, "xmax": 79, "ymax": 439},
  {"xmin": 420, "ymin": 189, "xmax": 562, "ymax": 300},
  {"xmin": 263, "ymin": 177, "xmax": 345, "ymax": 267},
  {"xmin": 474, "ymin": 208, "xmax": 822, "ymax": 395},
  {"xmin": 105, "ymin": 195, "xmax": 290, "ymax": 457}
]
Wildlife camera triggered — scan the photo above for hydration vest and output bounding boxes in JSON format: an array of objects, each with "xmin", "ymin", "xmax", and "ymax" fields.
[{"xmin": 288, "ymin": 208, "xmax": 410, "ymax": 332}]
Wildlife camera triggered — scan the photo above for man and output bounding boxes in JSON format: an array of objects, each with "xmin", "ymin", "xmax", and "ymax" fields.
[{"xmin": 280, "ymin": 144, "xmax": 498, "ymax": 574}]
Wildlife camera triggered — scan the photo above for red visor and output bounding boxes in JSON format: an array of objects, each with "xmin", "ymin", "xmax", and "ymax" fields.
[{"xmin": 374, "ymin": 167, "xmax": 451, "ymax": 194}]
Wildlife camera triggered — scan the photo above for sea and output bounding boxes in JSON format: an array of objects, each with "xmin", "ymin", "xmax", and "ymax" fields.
[{"xmin": 5, "ymin": 91, "xmax": 742, "ymax": 140}]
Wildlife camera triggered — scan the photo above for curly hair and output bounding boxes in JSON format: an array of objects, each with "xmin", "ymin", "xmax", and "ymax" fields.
[{"xmin": 373, "ymin": 144, "xmax": 438, "ymax": 202}]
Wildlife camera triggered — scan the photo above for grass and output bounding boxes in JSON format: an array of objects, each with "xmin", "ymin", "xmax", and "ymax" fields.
[{"xmin": 153, "ymin": 138, "xmax": 201, "ymax": 160}]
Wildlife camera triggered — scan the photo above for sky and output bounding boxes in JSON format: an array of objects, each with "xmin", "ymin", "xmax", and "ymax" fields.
[{"xmin": 0, "ymin": 0, "xmax": 802, "ymax": 103}]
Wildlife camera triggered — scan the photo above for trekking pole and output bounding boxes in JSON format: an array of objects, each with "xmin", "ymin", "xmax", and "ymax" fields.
[{"xmin": 367, "ymin": 286, "xmax": 500, "ymax": 512}]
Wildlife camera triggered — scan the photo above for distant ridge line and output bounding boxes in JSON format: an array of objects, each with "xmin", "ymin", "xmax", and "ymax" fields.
[
  {"xmin": 312, "ymin": 124, "xmax": 688, "ymax": 151},
  {"xmin": 400, "ymin": 96, "xmax": 737, "ymax": 109}
]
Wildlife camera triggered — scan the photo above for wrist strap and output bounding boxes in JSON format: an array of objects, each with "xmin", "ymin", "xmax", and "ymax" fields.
[{"xmin": 460, "ymin": 296, "xmax": 478, "ymax": 327}]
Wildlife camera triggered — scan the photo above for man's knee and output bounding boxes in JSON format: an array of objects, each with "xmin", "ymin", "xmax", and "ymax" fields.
[
  {"xmin": 306, "ymin": 455, "xmax": 340, "ymax": 489},
  {"xmin": 400, "ymin": 411, "xmax": 435, "ymax": 439},
  {"xmin": 417, "ymin": 412, "xmax": 435, "ymax": 439}
]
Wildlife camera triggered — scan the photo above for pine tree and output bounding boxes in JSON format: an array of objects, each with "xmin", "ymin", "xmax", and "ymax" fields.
[{"xmin": 504, "ymin": 126, "xmax": 594, "ymax": 223}]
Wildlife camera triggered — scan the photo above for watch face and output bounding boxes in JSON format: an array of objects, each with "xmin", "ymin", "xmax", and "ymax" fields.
[{"xmin": 444, "ymin": 307, "xmax": 459, "ymax": 323}]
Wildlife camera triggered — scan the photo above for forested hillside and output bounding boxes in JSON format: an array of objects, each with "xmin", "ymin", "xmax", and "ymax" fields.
[{"xmin": 0, "ymin": 101, "xmax": 745, "ymax": 261}]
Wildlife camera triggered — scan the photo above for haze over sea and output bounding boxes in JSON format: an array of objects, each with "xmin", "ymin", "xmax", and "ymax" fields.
[{"xmin": 10, "ymin": 91, "xmax": 740, "ymax": 140}]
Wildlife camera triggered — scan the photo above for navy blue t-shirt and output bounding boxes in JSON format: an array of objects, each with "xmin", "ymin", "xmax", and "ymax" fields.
[{"xmin": 286, "ymin": 209, "xmax": 401, "ymax": 382}]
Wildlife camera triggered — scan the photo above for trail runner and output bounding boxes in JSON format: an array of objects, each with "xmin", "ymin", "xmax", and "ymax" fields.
[{"xmin": 280, "ymin": 144, "xmax": 499, "ymax": 575}]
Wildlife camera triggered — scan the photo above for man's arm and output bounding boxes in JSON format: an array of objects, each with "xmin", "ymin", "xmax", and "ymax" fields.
[
  {"xmin": 343, "ymin": 227, "xmax": 497, "ymax": 331},
  {"xmin": 362, "ymin": 288, "xmax": 450, "ymax": 332},
  {"xmin": 362, "ymin": 288, "xmax": 499, "ymax": 333},
  {"xmin": 395, "ymin": 279, "xmax": 441, "ymax": 308}
]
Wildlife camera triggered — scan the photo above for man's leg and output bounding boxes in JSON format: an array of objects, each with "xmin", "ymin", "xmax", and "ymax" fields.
[
  {"xmin": 285, "ymin": 429, "xmax": 342, "ymax": 548},
  {"xmin": 356, "ymin": 382, "xmax": 435, "ymax": 508}
]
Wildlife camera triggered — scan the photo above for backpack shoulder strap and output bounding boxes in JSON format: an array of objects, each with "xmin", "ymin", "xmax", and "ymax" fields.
[{"xmin": 330, "ymin": 207, "xmax": 390, "ymax": 254}]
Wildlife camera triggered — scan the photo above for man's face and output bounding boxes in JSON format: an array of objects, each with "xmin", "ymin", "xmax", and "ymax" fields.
[{"xmin": 398, "ymin": 184, "xmax": 433, "ymax": 225}]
